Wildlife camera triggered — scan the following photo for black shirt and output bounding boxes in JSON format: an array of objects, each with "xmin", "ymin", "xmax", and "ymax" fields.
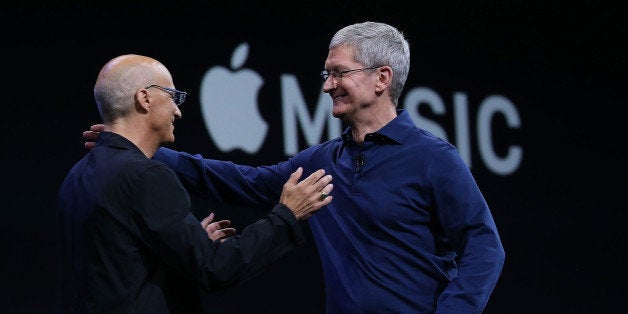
[{"xmin": 57, "ymin": 132, "xmax": 304, "ymax": 313}]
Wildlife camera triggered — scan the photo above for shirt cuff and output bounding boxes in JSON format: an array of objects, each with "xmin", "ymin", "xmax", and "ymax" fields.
[{"xmin": 271, "ymin": 203, "xmax": 305, "ymax": 246}]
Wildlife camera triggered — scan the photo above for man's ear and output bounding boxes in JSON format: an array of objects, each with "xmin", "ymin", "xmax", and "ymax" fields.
[
  {"xmin": 135, "ymin": 89, "xmax": 151, "ymax": 113},
  {"xmin": 375, "ymin": 65, "xmax": 393, "ymax": 93}
]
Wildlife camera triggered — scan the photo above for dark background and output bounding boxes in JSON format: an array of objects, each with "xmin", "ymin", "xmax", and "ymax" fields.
[{"xmin": 2, "ymin": 1, "xmax": 626, "ymax": 313}]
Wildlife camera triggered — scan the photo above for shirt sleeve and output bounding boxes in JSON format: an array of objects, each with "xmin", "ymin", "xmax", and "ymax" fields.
[
  {"xmin": 428, "ymin": 148, "xmax": 506, "ymax": 314},
  {"xmin": 154, "ymin": 147, "xmax": 287, "ymax": 207},
  {"xmin": 132, "ymin": 163, "xmax": 305, "ymax": 291}
]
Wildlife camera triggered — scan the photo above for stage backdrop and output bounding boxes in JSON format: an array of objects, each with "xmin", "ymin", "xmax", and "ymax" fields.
[{"xmin": 2, "ymin": 1, "xmax": 625, "ymax": 313}]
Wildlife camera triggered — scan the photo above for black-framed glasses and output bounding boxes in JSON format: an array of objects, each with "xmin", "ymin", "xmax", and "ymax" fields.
[
  {"xmin": 320, "ymin": 66, "xmax": 381, "ymax": 83},
  {"xmin": 145, "ymin": 84, "xmax": 187, "ymax": 106}
]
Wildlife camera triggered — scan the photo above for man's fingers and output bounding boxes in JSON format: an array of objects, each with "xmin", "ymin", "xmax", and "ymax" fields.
[
  {"xmin": 300, "ymin": 171, "xmax": 332, "ymax": 194},
  {"xmin": 319, "ymin": 183, "xmax": 334, "ymax": 205},
  {"xmin": 317, "ymin": 174, "xmax": 333, "ymax": 191},
  {"xmin": 202, "ymin": 214, "xmax": 236, "ymax": 241},
  {"xmin": 83, "ymin": 129, "xmax": 100, "ymax": 150},
  {"xmin": 205, "ymin": 220, "xmax": 232, "ymax": 233},
  {"xmin": 216, "ymin": 228, "xmax": 237, "ymax": 238},
  {"xmin": 201, "ymin": 213, "xmax": 215, "ymax": 229},
  {"xmin": 83, "ymin": 130, "xmax": 99, "ymax": 140},
  {"xmin": 206, "ymin": 224, "xmax": 236, "ymax": 242},
  {"xmin": 83, "ymin": 124, "xmax": 105, "ymax": 150},
  {"xmin": 319, "ymin": 183, "xmax": 334, "ymax": 201},
  {"xmin": 213, "ymin": 228, "xmax": 237, "ymax": 242},
  {"xmin": 285, "ymin": 167, "xmax": 303, "ymax": 187},
  {"xmin": 211, "ymin": 220, "xmax": 232, "ymax": 230},
  {"xmin": 299, "ymin": 169, "xmax": 325, "ymax": 185},
  {"xmin": 90, "ymin": 124, "xmax": 106, "ymax": 132}
]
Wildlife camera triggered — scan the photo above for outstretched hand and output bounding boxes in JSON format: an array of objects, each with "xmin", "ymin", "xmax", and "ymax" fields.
[
  {"xmin": 83, "ymin": 123, "xmax": 105, "ymax": 150},
  {"xmin": 280, "ymin": 167, "xmax": 333, "ymax": 220},
  {"xmin": 200, "ymin": 212, "xmax": 236, "ymax": 242}
]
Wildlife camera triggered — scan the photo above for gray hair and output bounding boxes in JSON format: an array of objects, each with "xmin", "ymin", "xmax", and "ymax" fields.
[
  {"xmin": 329, "ymin": 21, "xmax": 410, "ymax": 107},
  {"xmin": 93, "ymin": 57, "xmax": 161, "ymax": 123}
]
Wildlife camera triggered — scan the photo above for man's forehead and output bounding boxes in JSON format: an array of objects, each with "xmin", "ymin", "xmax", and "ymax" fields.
[{"xmin": 325, "ymin": 46, "xmax": 359, "ymax": 67}]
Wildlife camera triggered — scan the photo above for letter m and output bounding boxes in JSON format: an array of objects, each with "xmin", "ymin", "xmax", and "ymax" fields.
[{"xmin": 281, "ymin": 74, "xmax": 341, "ymax": 156}]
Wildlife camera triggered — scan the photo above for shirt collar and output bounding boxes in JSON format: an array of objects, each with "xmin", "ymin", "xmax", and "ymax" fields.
[
  {"xmin": 341, "ymin": 109, "xmax": 414, "ymax": 145},
  {"xmin": 97, "ymin": 131, "xmax": 142, "ymax": 152}
]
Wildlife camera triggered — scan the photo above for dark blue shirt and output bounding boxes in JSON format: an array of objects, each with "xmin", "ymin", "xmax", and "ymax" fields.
[{"xmin": 155, "ymin": 109, "xmax": 505, "ymax": 313}]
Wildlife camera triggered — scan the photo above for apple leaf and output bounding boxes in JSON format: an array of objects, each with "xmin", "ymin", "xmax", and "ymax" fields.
[{"xmin": 231, "ymin": 42, "xmax": 249, "ymax": 70}]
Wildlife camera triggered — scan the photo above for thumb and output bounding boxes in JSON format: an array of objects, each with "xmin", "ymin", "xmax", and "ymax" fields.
[{"xmin": 201, "ymin": 212, "xmax": 215, "ymax": 228}]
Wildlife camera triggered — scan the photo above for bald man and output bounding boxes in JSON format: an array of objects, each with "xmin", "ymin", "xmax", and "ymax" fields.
[{"xmin": 57, "ymin": 54, "xmax": 334, "ymax": 313}]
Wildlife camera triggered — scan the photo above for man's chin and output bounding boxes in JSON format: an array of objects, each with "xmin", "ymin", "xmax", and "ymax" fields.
[
  {"xmin": 332, "ymin": 111, "xmax": 346, "ymax": 121},
  {"xmin": 160, "ymin": 136, "xmax": 175, "ymax": 146},
  {"xmin": 331, "ymin": 109, "xmax": 343, "ymax": 119}
]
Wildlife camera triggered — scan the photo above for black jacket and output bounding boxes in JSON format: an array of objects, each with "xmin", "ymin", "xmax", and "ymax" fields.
[{"xmin": 57, "ymin": 132, "xmax": 304, "ymax": 313}]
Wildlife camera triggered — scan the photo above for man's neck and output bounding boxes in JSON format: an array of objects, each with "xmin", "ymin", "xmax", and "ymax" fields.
[
  {"xmin": 106, "ymin": 122, "xmax": 159, "ymax": 158},
  {"xmin": 347, "ymin": 104, "xmax": 397, "ymax": 143}
]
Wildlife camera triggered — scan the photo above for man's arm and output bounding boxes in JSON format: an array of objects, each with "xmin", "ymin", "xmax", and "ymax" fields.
[
  {"xmin": 431, "ymin": 148, "xmax": 505, "ymax": 313},
  {"xmin": 136, "ymin": 163, "xmax": 332, "ymax": 291}
]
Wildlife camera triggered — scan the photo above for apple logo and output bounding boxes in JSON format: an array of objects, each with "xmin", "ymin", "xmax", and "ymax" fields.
[{"xmin": 199, "ymin": 42, "xmax": 268, "ymax": 153}]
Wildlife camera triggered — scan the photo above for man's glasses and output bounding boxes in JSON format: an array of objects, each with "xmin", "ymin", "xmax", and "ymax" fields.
[
  {"xmin": 320, "ymin": 66, "xmax": 381, "ymax": 83},
  {"xmin": 145, "ymin": 84, "xmax": 187, "ymax": 106}
]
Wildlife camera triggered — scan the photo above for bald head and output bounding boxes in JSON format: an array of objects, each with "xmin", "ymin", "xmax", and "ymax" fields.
[{"xmin": 94, "ymin": 54, "xmax": 173, "ymax": 123}]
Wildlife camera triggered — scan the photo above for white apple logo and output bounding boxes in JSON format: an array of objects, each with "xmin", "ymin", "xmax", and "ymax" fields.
[{"xmin": 200, "ymin": 42, "xmax": 268, "ymax": 153}]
